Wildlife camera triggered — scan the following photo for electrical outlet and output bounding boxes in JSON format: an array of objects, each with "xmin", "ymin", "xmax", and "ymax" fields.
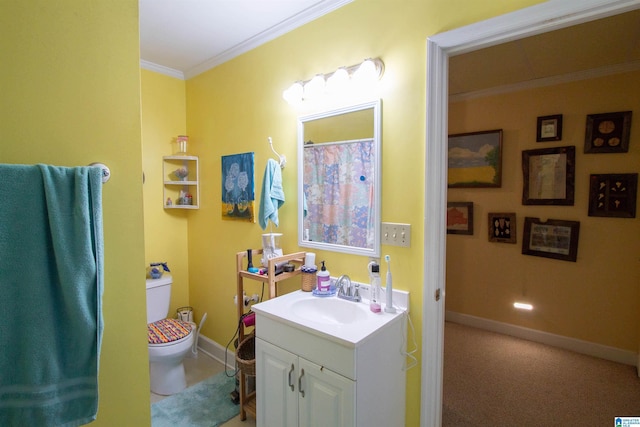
[
  {"xmin": 234, "ymin": 291, "xmax": 248, "ymax": 306},
  {"xmin": 381, "ymin": 222, "xmax": 411, "ymax": 247}
]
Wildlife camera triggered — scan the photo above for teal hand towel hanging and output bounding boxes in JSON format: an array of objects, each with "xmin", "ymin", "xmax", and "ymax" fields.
[
  {"xmin": 0, "ymin": 163, "xmax": 104, "ymax": 427},
  {"xmin": 259, "ymin": 158, "xmax": 285, "ymax": 229}
]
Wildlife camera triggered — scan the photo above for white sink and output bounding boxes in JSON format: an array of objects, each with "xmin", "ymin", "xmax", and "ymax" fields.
[
  {"xmin": 291, "ymin": 297, "xmax": 368, "ymax": 325},
  {"xmin": 253, "ymin": 290, "xmax": 406, "ymax": 345}
]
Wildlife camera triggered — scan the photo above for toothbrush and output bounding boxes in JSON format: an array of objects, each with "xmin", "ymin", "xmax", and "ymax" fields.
[{"xmin": 384, "ymin": 255, "xmax": 396, "ymax": 313}]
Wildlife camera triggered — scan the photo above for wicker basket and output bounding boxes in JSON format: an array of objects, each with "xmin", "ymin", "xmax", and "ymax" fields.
[
  {"xmin": 236, "ymin": 334, "xmax": 256, "ymax": 377},
  {"xmin": 301, "ymin": 272, "xmax": 317, "ymax": 292}
]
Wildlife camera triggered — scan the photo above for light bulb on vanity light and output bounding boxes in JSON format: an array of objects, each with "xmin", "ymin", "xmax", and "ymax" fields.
[
  {"xmin": 303, "ymin": 74, "xmax": 326, "ymax": 100},
  {"xmin": 326, "ymin": 67, "xmax": 349, "ymax": 94},
  {"xmin": 282, "ymin": 81, "xmax": 303, "ymax": 104},
  {"xmin": 353, "ymin": 58, "xmax": 380, "ymax": 84}
]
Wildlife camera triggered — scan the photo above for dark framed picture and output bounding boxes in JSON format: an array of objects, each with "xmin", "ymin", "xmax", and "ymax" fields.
[
  {"xmin": 522, "ymin": 145, "xmax": 575, "ymax": 205},
  {"xmin": 448, "ymin": 129, "xmax": 502, "ymax": 188},
  {"xmin": 522, "ymin": 217, "xmax": 580, "ymax": 262},
  {"xmin": 447, "ymin": 202, "xmax": 474, "ymax": 235},
  {"xmin": 588, "ymin": 173, "xmax": 638, "ymax": 218},
  {"xmin": 537, "ymin": 114, "xmax": 563, "ymax": 142},
  {"xmin": 488, "ymin": 212, "xmax": 517, "ymax": 243},
  {"xmin": 584, "ymin": 111, "xmax": 632, "ymax": 153}
]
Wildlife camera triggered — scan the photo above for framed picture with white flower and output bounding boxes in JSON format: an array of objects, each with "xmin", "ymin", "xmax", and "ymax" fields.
[{"xmin": 221, "ymin": 152, "xmax": 255, "ymax": 222}]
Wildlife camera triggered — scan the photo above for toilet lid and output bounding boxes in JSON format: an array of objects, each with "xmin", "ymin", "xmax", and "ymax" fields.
[{"xmin": 148, "ymin": 318, "xmax": 193, "ymax": 345}]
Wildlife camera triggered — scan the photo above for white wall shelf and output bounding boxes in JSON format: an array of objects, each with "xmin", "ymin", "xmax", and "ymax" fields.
[{"xmin": 162, "ymin": 155, "xmax": 199, "ymax": 209}]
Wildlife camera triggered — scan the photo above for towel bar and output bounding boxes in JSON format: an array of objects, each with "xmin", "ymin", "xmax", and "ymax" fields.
[{"xmin": 89, "ymin": 162, "xmax": 110, "ymax": 183}]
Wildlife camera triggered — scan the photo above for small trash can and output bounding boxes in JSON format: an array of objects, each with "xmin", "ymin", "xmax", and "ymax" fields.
[{"xmin": 176, "ymin": 306, "xmax": 193, "ymax": 323}]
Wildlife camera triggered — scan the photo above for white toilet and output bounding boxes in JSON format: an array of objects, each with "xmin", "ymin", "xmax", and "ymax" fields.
[{"xmin": 146, "ymin": 274, "xmax": 195, "ymax": 395}]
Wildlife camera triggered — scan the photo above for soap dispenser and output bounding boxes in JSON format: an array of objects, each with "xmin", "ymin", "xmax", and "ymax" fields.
[{"xmin": 317, "ymin": 261, "xmax": 330, "ymax": 292}]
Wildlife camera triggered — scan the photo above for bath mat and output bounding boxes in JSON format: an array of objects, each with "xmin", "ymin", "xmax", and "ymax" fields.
[{"xmin": 151, "ymin": 371, "xmax": 239, "ymax": 427}]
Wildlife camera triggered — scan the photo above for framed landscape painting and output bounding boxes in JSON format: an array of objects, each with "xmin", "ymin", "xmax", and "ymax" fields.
[{"xmin": 448, "ymin": 129, "xmax": 502, "ymax": 188}]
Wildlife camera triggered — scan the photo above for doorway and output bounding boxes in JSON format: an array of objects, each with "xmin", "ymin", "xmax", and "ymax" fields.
[{"xmin": 421, "ymin": 1, "xmax": 640, "ymax": 426}]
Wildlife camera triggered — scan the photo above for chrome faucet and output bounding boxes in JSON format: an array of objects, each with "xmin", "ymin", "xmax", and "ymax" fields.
[{"xmin": 336, "ymin": 275, "xmax": 361, "ymax": 302}]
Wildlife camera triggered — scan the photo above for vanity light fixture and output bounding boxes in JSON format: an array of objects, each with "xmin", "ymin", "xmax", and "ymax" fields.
[
  {"xmin": 303, "ymin": 74, "xmax": 326, "ymax": 99},
  {"xmin": 513, "ymin": 302, "xmax": 533, "ymax": 311},
  {"xmin": 283, "ymin": 57, "xmax": 385, "ymax": 104}
]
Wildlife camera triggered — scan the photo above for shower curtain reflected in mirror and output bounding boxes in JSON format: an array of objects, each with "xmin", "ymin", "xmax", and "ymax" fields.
[{"xmin": 303, "ymin": 138, "xmax": 375, "ymax": 249}]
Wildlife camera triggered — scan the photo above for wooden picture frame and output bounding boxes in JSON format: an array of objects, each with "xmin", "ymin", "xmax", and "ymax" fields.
[
  {"xmin": 522, "ymin": 145, "xmax": 575, "ymax": 205},
  {"xmin": 447, "ymin": 202, "xmax": 474, "ymax": 235},
  {"xmin": 588, "ymin": 173, "xmax": 638, "ymax": 218},
  {"xmin": 537, "ymin": 114, "xmax": 563, "ymax": 142},
  {"xmin": 584, "ymin": 111, "xmax": 632, "ymax": 153},
  {"xmin": 448, "ymin": 130, "xmax": 502, "ymax": 188},
  {"xmin": 522, "ymin": 217, "xmax": 580, "ymax": 262},
  {"xmin": 488, "ymin": 212, "xmax": 517, "ymax": 243}
]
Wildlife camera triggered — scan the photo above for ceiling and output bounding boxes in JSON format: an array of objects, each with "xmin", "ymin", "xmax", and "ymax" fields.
[
  {"xmin": 449, "ymin": 9, "xmax": 640, "ymax": 100},
  {"xmin": 139, "ymin": 3, "xmax": 640, "ymax": 95},
  {"xmin": 139, "ymin": 0, "xmax": 352, "ymax": 79}
]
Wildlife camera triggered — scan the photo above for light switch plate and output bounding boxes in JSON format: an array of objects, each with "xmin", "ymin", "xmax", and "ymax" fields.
[{"xmin": 381, "ymin": 222, "xmax": 411, "ymax": 247}]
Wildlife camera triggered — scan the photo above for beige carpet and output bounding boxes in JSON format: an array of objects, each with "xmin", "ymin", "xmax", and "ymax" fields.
[{"xmin": 443, "ymin": 321, "xmax": 640, "ymax": 426}]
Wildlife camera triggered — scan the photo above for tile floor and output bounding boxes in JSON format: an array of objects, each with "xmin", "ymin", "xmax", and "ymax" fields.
[{"xmin": 150, "ymin": 352, "xmax": 256, "ymax": 427}]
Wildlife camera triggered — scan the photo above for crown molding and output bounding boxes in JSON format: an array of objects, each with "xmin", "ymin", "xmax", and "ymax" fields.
[
  {"xmin": 140, "ymin": 60, "xmax": 185, "ymax": 80},
  {"xmin": 184, "ymin": 0, "xmax": 354, "ymax": 79},
  {"xmin": 450, "ymin": 60, "xmax": 640, "ymax": 102},
  {"xmin": 432, "ymin": 0, "xmax": 640, "ymax": 56}
]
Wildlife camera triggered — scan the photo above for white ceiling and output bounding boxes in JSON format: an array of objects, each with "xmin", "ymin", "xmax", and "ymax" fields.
[
  {"xmin": 449, "ymin": 9, "xmax": 640, "ymax": 100},
  {"xmin": 139, "ymin": 0, "xmax": 353, "ymax": 79},
  {"xmin": 139, "ymin": 2, "xmax": 640, "ymax": 96}
]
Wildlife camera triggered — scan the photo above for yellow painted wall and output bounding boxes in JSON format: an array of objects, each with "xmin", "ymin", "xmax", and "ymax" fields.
[
  {"xmin": 182, "ymin": 1, "xmax": 543, "ymax": 425},
  {"xmin": 447, "ymin": 71, "xmax": 640, "ymax": 351},
  {"xmin": 141, "ymin": 70, "xmax": 191, "ymax": 317},
  {"xmin": 0, "ymin": 1, "xmax": 150, "ymax": 425}
]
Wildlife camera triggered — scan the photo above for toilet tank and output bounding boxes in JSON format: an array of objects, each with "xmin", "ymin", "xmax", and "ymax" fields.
[{"xmin": 146, "ymin": 274, "xmax": 172, "ymax": 324}]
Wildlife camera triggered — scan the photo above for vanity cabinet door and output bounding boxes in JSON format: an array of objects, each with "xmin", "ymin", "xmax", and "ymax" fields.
[
  {"xmin": 298, "ymin": 358, "xmax": 355, "ymax": 427},
  {"xmin": 257, "ymin": 337, "xmax": 355, "ymax": 427},
  {"xmin": 256, "ymin": 338, "xmax": 298, "ymax": 427}
]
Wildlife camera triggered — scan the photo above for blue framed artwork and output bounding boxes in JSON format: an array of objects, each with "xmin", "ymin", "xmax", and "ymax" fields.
[{"xmin": 221, "ymin": 152, "xmax": 255, "ymax": 222}]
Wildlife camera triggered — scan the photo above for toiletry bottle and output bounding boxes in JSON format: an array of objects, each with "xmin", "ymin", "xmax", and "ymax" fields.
[
  {"xmin": 317, "ymin": 261, "xmax": 330, "ymax": 292},
  {"xmin": 369, "ymin": 262, "xmax": 382, "ymax": 313}
]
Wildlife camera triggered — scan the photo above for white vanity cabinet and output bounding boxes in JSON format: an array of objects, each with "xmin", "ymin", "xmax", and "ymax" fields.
[
  {"xmin": 254, "ymin": 297, "xmax": 407, "ymax": 427},
  {"xmin": 256, "ymin": 338, "xmax": 355, "ymax": 427}
]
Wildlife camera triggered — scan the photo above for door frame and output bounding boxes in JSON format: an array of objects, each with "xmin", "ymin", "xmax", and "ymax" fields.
[{"xmin": 421, "ymin": 1, "xmax": 640, "ymax": 426}]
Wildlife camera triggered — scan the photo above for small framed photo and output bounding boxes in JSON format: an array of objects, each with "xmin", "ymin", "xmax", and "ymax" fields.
[
  {"xmin": 522, "ymin": 146, "xmax": 575, "ymax": 205},
  {"xmin": 522, "ymin": 217, "xmax": 580, "ymax": 262},
  {"xmin": 447, "ymin": 202, "xmax": 474, "ymax": 235},
  {"xmin": 588, "ymin": 173, "xmax": 638, "ymax": 218},
  {"xmin": 537, "ymin": 114, "xmax": 563, "ymax": 142},
  {"xmin": 584, "ymin": 111, "xmax": 632, "ymax": 153},
  {"xmin": 488, "ymin": 213, "xmax": 517, "ymax": 243}
]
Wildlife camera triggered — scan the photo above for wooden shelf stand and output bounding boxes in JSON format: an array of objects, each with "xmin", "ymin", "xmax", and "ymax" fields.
[{"xmin": 235, "ymin": 249, "xmax": 305, "ymax": 421}]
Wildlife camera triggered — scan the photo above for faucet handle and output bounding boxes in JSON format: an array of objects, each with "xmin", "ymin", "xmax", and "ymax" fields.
[{"xmin": 353, "ymin": 284, "xmax": 361, "ymax": 302}]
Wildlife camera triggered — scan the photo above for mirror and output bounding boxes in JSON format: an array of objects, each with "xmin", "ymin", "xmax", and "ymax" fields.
[{"xmin": 297, "ymin": 100, "xmax": 381, "ymax": 257}]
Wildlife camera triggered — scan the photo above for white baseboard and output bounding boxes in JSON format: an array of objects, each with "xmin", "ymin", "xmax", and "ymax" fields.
[
  {"xmin": 445, "ymin": 311, "xmax": 637, "ymax": 367},
  {"xmin": 195, "ymin": 334, "xmax": 235, "ymax": 370}
]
